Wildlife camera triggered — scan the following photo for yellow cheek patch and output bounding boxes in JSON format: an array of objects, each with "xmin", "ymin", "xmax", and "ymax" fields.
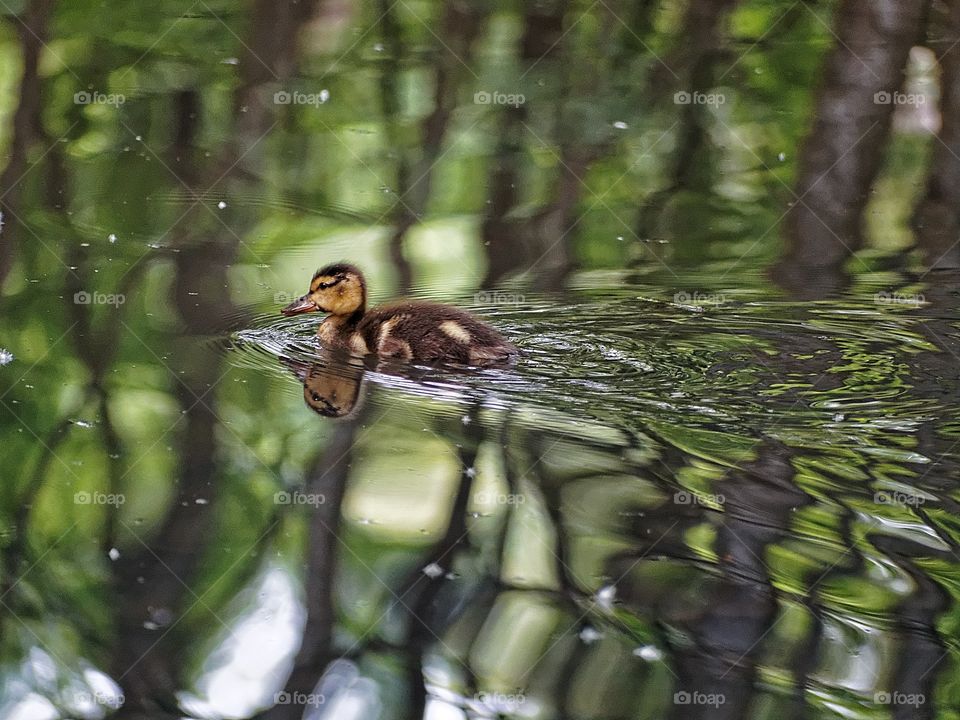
[{"xmin": 439, "ymin": 320, "xmax": 471, "ymax": 343}]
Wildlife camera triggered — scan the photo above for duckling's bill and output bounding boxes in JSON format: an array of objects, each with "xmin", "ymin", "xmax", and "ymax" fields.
[{"xmin": 281, "ymin": 295, "xmax": 320, "ymax": 316}]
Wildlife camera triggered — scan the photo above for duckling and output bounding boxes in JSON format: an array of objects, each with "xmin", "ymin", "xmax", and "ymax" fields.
[{"xmin": 281, "ymin": 263, "xmax": 517, "ymax": 367}]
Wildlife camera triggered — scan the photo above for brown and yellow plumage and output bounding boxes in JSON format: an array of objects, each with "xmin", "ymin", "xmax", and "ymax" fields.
[{"xmin": 281, "ymin": 263, "xmax": 517, "ymax": 367}]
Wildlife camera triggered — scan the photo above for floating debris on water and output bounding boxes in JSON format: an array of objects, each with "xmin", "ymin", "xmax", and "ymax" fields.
[
  {"xmin": 595, "ymin": 584, "xmax": 616, "ymax": 610},
  {"xmin": 108, "ymin": 548, "xmax": 120, "ymax": 561},
  {"xmin": 613, "ymin": 121, "xmax": 628, "ymax": 129},
  {"xmin": 108, "ymin": 233, "xmax": 117, "ymax": 243},
  {"xmin": 217, "ymin": 201, "xmax": 227, "ymax": 209},
  {"xmin": 422, "ymin": 563, "xmax": 444, "ymax": 579},
  {"xmin": 0, "ymin": 349, "xmax": 13, "ymax": 366},
  {"xmin": 633, "ymin": 645, "xmax": 664, "ymax": 662},
  {"xmin": 580, "ymin": 626, "xmax": 603, "ymax": 644}
]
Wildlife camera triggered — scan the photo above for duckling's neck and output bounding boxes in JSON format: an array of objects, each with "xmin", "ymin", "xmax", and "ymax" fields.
[{"xmin": 318, "ymin": 309, "xmax": 366, "ymax": 344}]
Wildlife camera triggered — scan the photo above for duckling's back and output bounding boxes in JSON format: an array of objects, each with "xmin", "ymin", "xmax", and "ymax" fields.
[{"xmin": 357, "ymin": 302, "xmax": 516, "ymax": 366}]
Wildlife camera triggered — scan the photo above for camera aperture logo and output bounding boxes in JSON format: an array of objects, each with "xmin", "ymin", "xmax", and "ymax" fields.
[
  {"xmin": 74, "ymin": 291, "xmax": 125, "ymax": 307},
  {"xmin": 474, "ymin": 90, "xmax": 525, "ymax": 107}
]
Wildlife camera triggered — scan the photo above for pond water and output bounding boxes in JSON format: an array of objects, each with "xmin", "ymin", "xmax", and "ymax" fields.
[{"xmin": 2, "ymin": 1, "xmax": 960, "ymax": 720}]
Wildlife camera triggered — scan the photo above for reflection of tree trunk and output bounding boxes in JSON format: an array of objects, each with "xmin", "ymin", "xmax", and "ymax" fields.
[
  {"xmin": 259, "ymin": 420, "xmax": 357, "ymax": 720},
  {"xmin": 669, "ymin": 440, "xmax": 807, "ymax": 720},
  {"xmin": 914, "ymin": 4, "xmax": 960, "ymax": 269},
  {"xmin": 480, "ymin": 105, "xmax": 527, "ymax": 288},
  {"xmin": 776, "ymin": 0, "xmax": 930, "ymax": 297},
  {"xmin": 379, "ymin": 0, "xmax": 486, "ymax": 293},
  {"xmin": 112, "ymin": 234, "xmax": 238, "ymax": 718},
  {"xmin": 112, "ymin": 2, "xmax": 312, "ymax": 699},
  {"xmin": 636, "ymin": 0, "xmax": 740, "ymax": 263},
  {"xmin": 0, "ymin": 0, "xmax": 55, "ymax": 289},
  {"xmin": 868, "ymin": 536, "xmax": 950, "ymax": 720}
]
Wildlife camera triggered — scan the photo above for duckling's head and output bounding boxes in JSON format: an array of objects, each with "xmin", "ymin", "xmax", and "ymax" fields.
[{"xmin": 281, "ymin": 263, "xmax": 366, "ymax": 318}]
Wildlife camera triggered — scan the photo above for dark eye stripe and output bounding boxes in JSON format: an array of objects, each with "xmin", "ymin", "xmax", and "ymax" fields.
[{"xmin": 314, "ymin": 276, "xmax": 345, "ymax": 291}]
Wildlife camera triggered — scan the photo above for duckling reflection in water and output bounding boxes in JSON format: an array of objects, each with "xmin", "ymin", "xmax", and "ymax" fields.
[
  {"xmin": 281, "ymin": 263, "xmax": 517, "ymax": 367},
  {"xmin": 282, "ymin": 356, "xmax": 365, "ymax": 418}
]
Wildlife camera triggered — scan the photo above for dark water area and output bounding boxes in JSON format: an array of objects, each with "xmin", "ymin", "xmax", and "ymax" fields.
[{"xmin": 2, "ymin": 1, "xmax": 960, "ymax": 719}]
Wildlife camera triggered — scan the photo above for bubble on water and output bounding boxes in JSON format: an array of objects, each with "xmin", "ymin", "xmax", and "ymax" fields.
[
  {"xmin": 373, "ymin": 43, "xmax": 384, "ymax": 52},
  {"xmin": 108, "ymin": 233, "xmax": 117, "ymax": 243},
  {"xmin": 461, "ymin": 415, "xmax": 471, "ymax": 425},
  {"xmin": 465, "ymin": 467, "xmax": 476, "ymax": 478},
  {"xmin": 135, "ymin": 135, "xmax": 142, "ymax": 141},
  {"xmin": 613, "ymin": 121, "xmax": 628, "ymax": 130},
  {"xmin": 217, "ymin": 201, "xmax": 227, "ymax": 209},
  {"xmin": 833, "ymin": 413, "xmax": 845, "ymax": 422},
  {"xmin": 319, "ymin": 89, "xmax": 330, "ymax": 103},
  {"xmin": 0, "ymin": 349, "xmax": 13, "ymax": 366},
  {"xmin": 778, "ymin": 152, "xmax": 786, "ymax": 162},
  {"xmin": 108, "ymin": 548, "xmax": 120, "ymax": 561},
  {"xmin": 422, "ymin": 563, "xmax": 444, "ymax": 579}
]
